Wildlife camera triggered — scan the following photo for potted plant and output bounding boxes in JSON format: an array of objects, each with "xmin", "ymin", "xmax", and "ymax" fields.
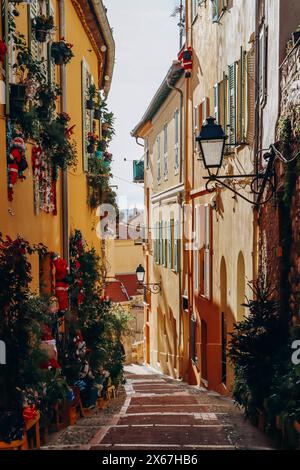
[
  {"xmin": 94, "ymin": 91, "xmax": 104, "ymax": 120},
  {"xmin": 86, "ymin": 84, "xmax": 96, "ymax": 110},
  {"xmin": 87, "ymin": 132, "xmax": 98, "ymax": 154},
  {"xmin": 51, "ymin": 38, "xmax": 74, "ymax": 65},
  {"xmin": 36, "ymin": 83, "xmax": 61, "ymax": 121},
  {"xmin": 292, "ymin": 25, "xmax": 300, "ymax": 46},
  {"xmin": 97, "ymin": 139, "xmax": 106, "ymax": 152},
  {"xmin": 32, "ymin": 15, "xmax": 54, "ymax": 43}
]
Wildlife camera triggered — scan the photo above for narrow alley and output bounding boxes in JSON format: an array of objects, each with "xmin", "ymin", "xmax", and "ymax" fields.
[{"xmin": 43, "ymin": 365, "xmax": 274, "ymax": 451}]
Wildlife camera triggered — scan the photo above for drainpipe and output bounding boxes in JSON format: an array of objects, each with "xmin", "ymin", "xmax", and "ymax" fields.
[
  {"xmin": 253, "ymin": 0, "xmax": 260, "ymax": 286},
  {"xmin": 58, "ymin": 0, "xmax": 69, "ymax": 263},
  {"xmin": 166, "ymin": 76, "xmax": 184, "ymax": 371}
]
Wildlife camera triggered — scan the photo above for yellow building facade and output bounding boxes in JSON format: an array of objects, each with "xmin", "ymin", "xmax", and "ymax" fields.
[{"xmin": 0, "ymin": 0, "xmax": 114, "ymax": 291}]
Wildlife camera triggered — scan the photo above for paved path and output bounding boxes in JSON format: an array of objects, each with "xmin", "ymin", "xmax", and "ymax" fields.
[{"xmin": 88, "ymin": 365, "xmax": 274, "ymax": 451}]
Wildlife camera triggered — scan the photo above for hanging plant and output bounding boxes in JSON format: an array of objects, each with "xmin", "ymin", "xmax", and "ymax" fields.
[
  {"xmin": 94, "ymin": 92, "xmax": 107, "ymax": 120},
  {"xmin": 86, "ymin": 84, "xmax": 97, "ymax": 110},
  {"xmin": 41, "ymin": 112, "xmax": 77, "ymax": 171},
  {"xmin": 87, "ymin": 131, "xmax": 99, "ymax": 154},
  {"xmin": 32, "ymin": 15, "xmax": 54, "ymax": 43},
  {"xmin": 51, "ymin": 38, "xmax": 74, "ymax": 65},
  {"xmin": 35, "ymin": 83, "xmax": 61, "ymax": 121}
]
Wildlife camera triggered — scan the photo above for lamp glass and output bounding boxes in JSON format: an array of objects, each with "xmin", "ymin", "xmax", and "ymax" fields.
[
  {"xmin": 136, "ymin": 267, "xmax": 145, "ymax": 283},
  {"xmin": 200, "ymin": 139, "xmax": 225, "ymax": 168}
]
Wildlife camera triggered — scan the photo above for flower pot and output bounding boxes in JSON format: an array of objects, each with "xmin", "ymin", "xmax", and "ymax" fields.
[
  {"xmin": 35, "ymin": 29, "xmax": 48, "ymax": 43},
  {"xmin": 86, "ymin": 99, "xmax": 94, "ymax": 110},
  {"xmin": 54, "ymin": 54, "xmax": 64, "ymax": 65},
  {"xmin": 94, "ymin": 108, "xmax": 101, "ymax": 120},
  {"xmin": 87, "ymin": 144, "xmax": 95, "ymax": 154},
  {"xmin": 292, "ymin": 31, "xmax": 300, "ymax": 46}
]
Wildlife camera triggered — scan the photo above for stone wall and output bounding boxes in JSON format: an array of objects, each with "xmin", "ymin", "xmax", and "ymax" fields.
[{"xmin": 260, "ymin": 43, "xmax": 300, "ymax": 321}]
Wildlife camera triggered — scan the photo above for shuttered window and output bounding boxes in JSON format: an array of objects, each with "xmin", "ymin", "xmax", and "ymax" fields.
[
  {"xmin": 163, "ymin": 124, "xmax": 168, "ymax": 179},
  {"xmin": 228, "ymin": 63, "xmax": 237, "ymax": 146},
  {"xmin": 168, "ymin": 219, "xmax": 173, "ymax": 269},
  {"xmin": 200, "ymin": 97, "xmax": 210, "ymax": 126},
  {"xmin": 237, "ymin": 48, "xmax": 247, "ymax": 143},
  {"xmin": 174, "ymin": 220, "xmax": 179, "ymax": 273},
  {"xmin": 213, "ymin": 83, "xmax": 219, "ymax": 123},
  {"xmin": 48, "ymin": 2, "xmax": 56, "ymax": 84},
  {"xmin": 157, "ymin": 135, "xmax": 161, "ymax": 182},
  {"xmin": 246, "ymin": 47, "xmax": 255, "ymax": 145},
  {"xmin": 29, "ymin": 0, "xmax": 39, "ymax": 62},
  {"xmin": 204, "ymin": 204, "xmax": 211, "ymax": 299},
  {"xmin": 193, "ymin": 206, "xmax": 199, "ymax": 292},
  {"xmin": 259, "ymin": 24, "xmax": 268, "ymax": 105}
]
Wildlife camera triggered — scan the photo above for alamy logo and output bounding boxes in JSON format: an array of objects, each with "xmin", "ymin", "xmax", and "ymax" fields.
[
  {"xmin": 0, "ymin": 340, "xmax": 6, "ymax": 365},
  {"xmin": 291, "ymin": 340, "xmax": 300, "ymax": 365}
]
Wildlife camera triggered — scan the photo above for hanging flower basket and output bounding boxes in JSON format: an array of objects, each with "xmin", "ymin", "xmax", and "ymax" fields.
[
  {"xmin": 86, "ymin": 99, "xmax": 94, "ymax": 110},
  {"xmin": 33, "ymin": 15, "xmax": 54, "ymax": 43},
  {"xmin": 94, "ymin": 108, "xmax": 101, "ymax": 120},
  {"xmin": 87, "ymin": 144, "xmax": 95, "ymax": 154},
  {"xmin": 51, "ymin": 39, "xmax": 74, "ymax": 65}
]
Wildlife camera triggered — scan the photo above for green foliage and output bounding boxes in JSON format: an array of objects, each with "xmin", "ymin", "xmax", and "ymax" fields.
[
  {"xmin": 228, "ymin": 281, "xmax": 287, "ymax": 421},
  {"xmin": 51, "ymin": 40, "xmax": 74, "ymax": 64}
]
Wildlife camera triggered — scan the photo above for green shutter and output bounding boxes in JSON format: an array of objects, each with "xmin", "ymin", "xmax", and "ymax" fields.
[
  {"xmin": 228, "ymin": 63, "xmax": 237, "ymax": 146},
  {"xmin": 239, "ymin": 47, "xmax": 246, "ymax": 143},
  {"xmin": 174, "ymin": 221, "xmax": 178, "ymax": 273}
]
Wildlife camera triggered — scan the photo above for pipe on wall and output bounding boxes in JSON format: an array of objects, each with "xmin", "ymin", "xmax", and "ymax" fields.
[{"xmin": 58, "ymin": 0, "xmax": 69, "ymax": 263}]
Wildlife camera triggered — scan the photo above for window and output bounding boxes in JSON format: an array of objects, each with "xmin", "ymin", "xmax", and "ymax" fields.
[
  {"xmin": 194, "ymin": 204, "xmax": 211, "ymax": 298},
  {"xmin": 168, "ymin": 218, "xmax": 174, "ymax": 269},
  {"xmin": 157, "ymin": 135, "xmax": 161, "ymax": 182},
  {"xmin": 164, "ymin": 221, "xmax": 168, "ymax": 267},
  {"xmin": 29, "ymin": 0, "xmax": 47, "ymax": 80},
  {"xmin": 145, "ymin": 138, "xmax": 149, "ymax": 169},
  {"xmin": 237, "ymin": 48, "xmax": 247, "ymax": 143},
  {"xmin": 82, "ymin": 60, "xmax": 94, "ymax": 171},
  {"xmin": 259, "ymin": 24, "xmax": 268, "ymax": 105},
  {"xmin": 191, "ymin": 0, "xmax": 199, "ymax": 22},
  {"xmin": 199, "ymin": 97, "xmax": 210, "ymax": 126},
  {"xmin": 163, "ymin": 124, "xmax": 168, "ymax": 179},
  {"xmin": 213, "ymin": 84, "xmax": 219, "ymax": 123},
  {"xmin": 211, "ymin": 0, "xmax": 228, "ymax": 22},
  {"xmin": 174, "ymin": 220, "xmax": 180, "ymax": 273},
  {"xmin": 246, "ymin": 46, "xmax": 255, "ymax": 144},
  {"xmin": 227, "ymin": 63, "xmax": 237, "ymax": 146},
  {"xmin": 174, "ymin": 109, "xmax": 180, "ymax": 173}
]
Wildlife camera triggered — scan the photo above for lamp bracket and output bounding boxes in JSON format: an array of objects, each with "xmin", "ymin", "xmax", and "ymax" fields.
[
  {"xmin": 142, "ymin": 283, "xmax": 161, "ymax": 294},
  {"xmin": 203, "ymin": 150, "xmax": 276, "ymax": 206}
]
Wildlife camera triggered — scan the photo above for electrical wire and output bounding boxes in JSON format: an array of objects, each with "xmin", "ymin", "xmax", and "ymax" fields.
[{"xmin": 271, "ymin": 144, "xmax": 300, "ymax": 164}]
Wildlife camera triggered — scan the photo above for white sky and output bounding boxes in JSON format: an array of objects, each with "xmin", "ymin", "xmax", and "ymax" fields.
[{"xmin": 106, "ymin": 0, "xmax": 180, "ymax": 210}]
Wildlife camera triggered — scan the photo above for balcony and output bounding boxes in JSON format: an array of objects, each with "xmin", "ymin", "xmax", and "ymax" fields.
[{"xmin": 133, "ymin": 160, "xmax": 144, "ymax": 183}]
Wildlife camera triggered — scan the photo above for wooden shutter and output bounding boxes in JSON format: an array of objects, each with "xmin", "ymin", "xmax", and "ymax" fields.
[
  {"xmin": 246, "ymin": 47, "xmax": 255, "ymax": 145},
  {"xmin": 157, "ymin": 136, "xmax": 161, "ymax": 182},
  {"xmin": 238, "ymin": 48, "xmax": 246, "ymax": 143},
  {"xmin": 228, "ymin": 63, "xmax": 237, "ymax": 146},
  {"xmin": 164, "ymin": 124, "xmax": 168, "ymax": 178},
  {"xmin": 204, "ymin": 204, "xmax": 211, "ymax": 299},
  {"xmin": 174, "ymin": 110, "xmax": 179, "ymax": 172},
  {"xmin": 200, "ymin": 97, "xmax": 210, "ymax": 126}
]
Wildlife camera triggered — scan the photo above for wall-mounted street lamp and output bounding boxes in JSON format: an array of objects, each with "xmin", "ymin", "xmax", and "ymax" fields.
[
  {"xmin": 136, "ymin": 264, "xmax": 161, "ymax": 294},
  {"xmin": 196, "ymin": 117, "xmax": 276, "ymax": 205}
]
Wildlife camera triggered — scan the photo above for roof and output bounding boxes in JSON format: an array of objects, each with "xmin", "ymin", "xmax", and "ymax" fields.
[
  {"xmin": 72, "ymin": 0, "xmax": 115, "ymax": 94},
  {"xmin": 131, "ymin": 61, "xmax": 184, "ymax": 138},
  {"xmin": 115, "ymin": 274, "xmax": 139, "ymax": 297},
  {"xmin": 104, "ymin": 274, "xmax": 140, "ymax": 302},
  {"xmin": 104, "ymin": 280, "xmax": 130, "ymax": 302}
]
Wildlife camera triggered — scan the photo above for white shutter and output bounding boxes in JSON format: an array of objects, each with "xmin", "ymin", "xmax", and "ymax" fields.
[
  {"xmin": 174, "ymin": 221, "xmax": 178, "ymax": 273},
  {"xmin": 174, "ymin": 110, "xmax": 179, "ymax": 172},
  {"xmin": 50, "ymin": 2, "xmax": 56, "ymax": 84},
  {"xmin": 30, "ymin": 0, "xmax": 39, "ymax": 61},
  {"xmin": 228, "ymin": 63, "xmax": 237, "ymax": 146},
  {"xmin": 157, "ymin": 136, "xmax": 161, "ymax": 182},
  {"xmin": 168, "ymin": 221, "xmax": 172, "ymax": 269},
  {"xmin": 204, "ymin": 204, "xmax": 211, "ymax": 299}
]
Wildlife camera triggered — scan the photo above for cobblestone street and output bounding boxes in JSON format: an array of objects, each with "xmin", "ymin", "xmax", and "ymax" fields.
[{"xmin": 42, "ymin": 365, "xmax": 274, "ymax": 451}]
